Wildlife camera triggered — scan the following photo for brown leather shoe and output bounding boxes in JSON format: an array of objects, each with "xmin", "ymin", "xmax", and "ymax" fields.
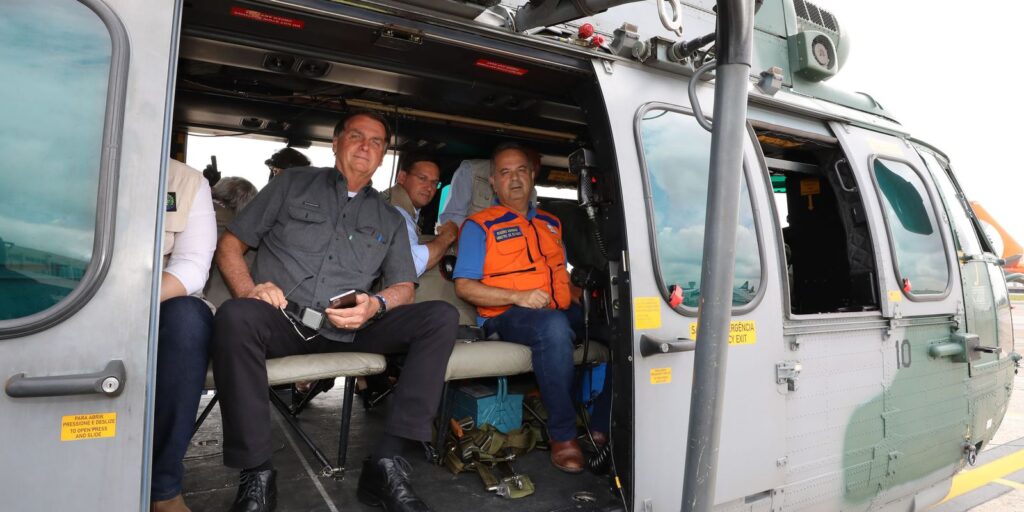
[
  {"xmin": 590, "ymin": 431, "xmax": 608, "ymax": 447},
  {"xmin": 151, "ymin": 494, "xmax": 191, "ymax": 512},
  {"xmin": 550, "ymin": 439, "xmax": 584, "ymax": 473}
]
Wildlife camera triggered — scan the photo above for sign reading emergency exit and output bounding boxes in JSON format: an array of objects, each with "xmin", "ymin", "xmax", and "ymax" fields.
[{"xmin": 688, "ymin": 320, "xmax": 757, "ymax": 345}]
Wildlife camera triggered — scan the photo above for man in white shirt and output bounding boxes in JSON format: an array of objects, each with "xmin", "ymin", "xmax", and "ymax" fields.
[
  {"xmin": 152, "ymin": 159, "xmax": 217, "ymax": 512},
  {"xmin": 383, "ymin": 154, "xmax": 458, "ymax": 277}
]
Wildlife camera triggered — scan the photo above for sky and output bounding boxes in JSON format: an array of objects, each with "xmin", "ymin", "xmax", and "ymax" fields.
[
  {"xmin": 185, "ymin": 136, "xmax": 399, "ymax": 192},
  {"xmin": 815, "ymin": 0, "xmax": 1024, "ymax": 246}
]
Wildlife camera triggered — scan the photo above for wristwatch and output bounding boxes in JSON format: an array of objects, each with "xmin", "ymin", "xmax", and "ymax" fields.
[{"xmin": 372, "ymin": 294, "xmax": 388, "ymax": 321}]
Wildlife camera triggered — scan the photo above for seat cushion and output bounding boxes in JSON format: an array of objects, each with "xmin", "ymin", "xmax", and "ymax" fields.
[
  {"xmin": 444, "ymin": 340, "xmax": 609, "ymax": 381},
  {"xmin": 204, "ymin": 352, "xmax": 387, "ymax": 389}
]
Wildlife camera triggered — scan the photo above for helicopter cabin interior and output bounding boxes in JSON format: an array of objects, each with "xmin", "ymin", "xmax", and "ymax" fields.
[
  {"xmin": 175, "ymin": 1, "xmax": 631, "ymax": 510},
  {"xmin": 754, "ymin": 124, "xmax": 880, "ymax": 315}
]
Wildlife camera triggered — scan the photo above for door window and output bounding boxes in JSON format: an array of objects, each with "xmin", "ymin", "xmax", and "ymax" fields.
[
  {"xmin": 637, "ymin": 107, "xmax": 762, "ymax": 309},
  {"xmin": 871, "ymin": 158, "xmax": 949, "ymax": 297},
  {"xmin": 0, "ymin": 0, "xmax": 112, "ymax": 320}
]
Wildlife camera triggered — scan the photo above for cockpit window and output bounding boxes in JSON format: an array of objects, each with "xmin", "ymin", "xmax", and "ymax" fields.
[
  {"xmin": 917, "ymin": 151, "xmax": 983, "ymax": 256},
  {"xmin": 0, "ymin": 0, "xmax": 111, "ymax": 320},
  {"xmin": 872, "ymin": 158, "xmax": 949, "ymax": 296},
  {"xmin": 637, "ymin": 107, "xmax": 762, "ymax": 309}
]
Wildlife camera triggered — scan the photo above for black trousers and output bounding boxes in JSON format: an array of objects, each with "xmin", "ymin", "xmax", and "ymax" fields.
[{"xmin": 211, "ymin": 298, "xmax": 458, "ymax": 469}]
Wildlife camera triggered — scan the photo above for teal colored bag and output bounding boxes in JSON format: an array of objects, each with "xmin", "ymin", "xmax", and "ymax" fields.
[{"xmin": 451, "ymin": 377, "xmax": 523, "ymax": 433}]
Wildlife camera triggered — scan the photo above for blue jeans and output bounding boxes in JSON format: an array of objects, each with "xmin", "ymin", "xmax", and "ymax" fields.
[
  {"xmin": 484, "ymin": 305, "xmax": 610, "ymax": 442},
  {"xmin": 151, "ymin": 296, "xmax": 212, "ymax": 501}
]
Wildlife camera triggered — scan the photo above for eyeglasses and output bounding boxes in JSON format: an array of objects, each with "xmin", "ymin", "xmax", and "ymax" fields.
[
  {"xmin": 280, "ymin": 275, "xmax": 319, "ymax": 342},
  {"xmin": 280, "ymin": 309, "xmax": 319, "ymax": 342},
  {"xmin": 409, "ymin": 172, "xmax": 441, "ymax": 189}
]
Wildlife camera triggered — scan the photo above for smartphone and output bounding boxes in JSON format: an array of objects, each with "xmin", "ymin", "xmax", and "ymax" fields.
[{"xmin": 328, "ymin": 290, "xmax": 358, "ymax": 309}]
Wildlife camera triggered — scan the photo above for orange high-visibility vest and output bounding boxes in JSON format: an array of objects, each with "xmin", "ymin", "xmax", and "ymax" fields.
[{"xmin": 466, "ymin": 205, "xmax": 571, "ymax": 318}]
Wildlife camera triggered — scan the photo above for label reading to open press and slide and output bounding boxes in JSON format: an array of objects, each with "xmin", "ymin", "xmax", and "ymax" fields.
[
  {"xmin": 650, "ymin": 368, "xmax": 672, "ymax": 384},
  {"xmin": 61, "ymin": 412, "xmax": 116, "ymax": 442},
  {"xmin": 688, "ymin": 320, "xmax": 757, "ymax": 345}
]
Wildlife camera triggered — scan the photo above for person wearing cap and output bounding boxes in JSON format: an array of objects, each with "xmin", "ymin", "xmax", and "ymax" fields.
[{"xmin": 264, "ymin": 147, "xmax": 310, "ymax": 181}]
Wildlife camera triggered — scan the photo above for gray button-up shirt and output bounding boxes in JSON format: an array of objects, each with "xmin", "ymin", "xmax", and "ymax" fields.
[{"xmin": 228, "ymin": 166, "xmax": 416, "ymax": 342}]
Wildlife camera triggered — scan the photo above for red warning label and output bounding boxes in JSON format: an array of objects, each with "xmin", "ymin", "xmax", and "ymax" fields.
[
  {"xmin": 230, "ymin": 7, "xmax": 305, "ymax": 29},
  {"xmin": 474, "ymin": 59, "xmax": 529, "ymax": 76}
]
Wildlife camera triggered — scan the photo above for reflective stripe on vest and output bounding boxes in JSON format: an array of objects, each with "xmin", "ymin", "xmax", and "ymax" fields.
[{"xmin": 467, "ymin": 205, "xmax": 570, "ymax": 318}]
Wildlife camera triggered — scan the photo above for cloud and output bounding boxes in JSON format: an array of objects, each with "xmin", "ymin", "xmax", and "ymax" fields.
[
  {"xmin": 0, "ymin": 1, "xmax": 110, "ymax": 256},
  {"xmin": 640, "ymin": 108, "xmax": 762, "ymax": 298}
]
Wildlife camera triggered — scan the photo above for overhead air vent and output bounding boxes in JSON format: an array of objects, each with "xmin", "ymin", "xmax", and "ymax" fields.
[
  {"xmin": 296, "ymin": 59, "xmax": 329, "ymax": 78},
  {"xmin": 240, "ymin": 117, "xmax": 265, "ymax": 129}
]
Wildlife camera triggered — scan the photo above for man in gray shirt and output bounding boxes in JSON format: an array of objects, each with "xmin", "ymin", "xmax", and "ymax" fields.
[{"xmin": 213, "ymin": 111, "xmax": 456, "ymax": 512}]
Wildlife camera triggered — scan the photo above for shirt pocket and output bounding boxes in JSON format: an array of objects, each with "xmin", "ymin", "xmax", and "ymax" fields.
[
  {"xmin": 351, "ymin": 226, "xmax": 390, "ymax": 275},
  {"xmin": 282, "ymin": 204, "xmax": 329, "ymax": 253},
  {"xmin": 489, "ymin": 235, "xmax": 534, "ymax": 275},
  {"xmin": 471, "ymin": 174, "xmax": 494, "ymax": 211}
]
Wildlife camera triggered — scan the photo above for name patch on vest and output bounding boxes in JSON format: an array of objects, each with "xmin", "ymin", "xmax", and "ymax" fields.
[
  {"xmin": 494, "ymin": 226, "xmax": 523, "ymax": 242},
  {"xmin": 166, "ymin": 192, "xmax": 177, "ymax": 212}
]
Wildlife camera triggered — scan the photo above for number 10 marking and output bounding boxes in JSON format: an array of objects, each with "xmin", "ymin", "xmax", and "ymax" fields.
[{"xmin": 896, "ymin": 339, "xmax": 912, "ymax": 369}]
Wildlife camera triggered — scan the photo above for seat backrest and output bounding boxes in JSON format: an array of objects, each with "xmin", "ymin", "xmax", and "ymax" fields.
[
  {"xmin": 536, "ymin": 198, "xmax": 608, "ymax": 271},
  {"xmin": 440, "ymin": 159, "xmax": 538, "ymax": 226},
  {"xmin": 415, "ymin": 264, "xmax": 477, "ymax": 326}
]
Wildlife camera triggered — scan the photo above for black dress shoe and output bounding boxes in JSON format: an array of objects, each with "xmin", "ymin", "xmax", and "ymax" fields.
[
  {"xmin": 357, "ymin": 456, "xmax": 431, "ymax": 512},
  {"xmin": 230, "ymin": 468, "xmax": 277, "ymax": 512}
]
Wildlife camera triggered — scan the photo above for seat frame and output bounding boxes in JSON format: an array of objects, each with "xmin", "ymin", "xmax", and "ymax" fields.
[{"xmin": 194, "ymin": 370, "xmax": 374, "ymax": 479}]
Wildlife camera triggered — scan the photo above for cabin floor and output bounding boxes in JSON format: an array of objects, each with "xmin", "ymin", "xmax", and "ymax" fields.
[{"xmin": 182, "ymin": 382, "xmax": 621, "ymax": 512}]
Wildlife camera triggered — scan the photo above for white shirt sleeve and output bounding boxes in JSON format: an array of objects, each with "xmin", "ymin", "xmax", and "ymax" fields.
[
  {"xmin": 164, "ymin": 179, "xmax": 217, "ymax": 295},
  {"xmin": 396, "ymin": 207, "xmax": 429, "ymax": 277},
  {"xmin": 439, "ymin": 164, "xmax": 473, "ymax": 226}
]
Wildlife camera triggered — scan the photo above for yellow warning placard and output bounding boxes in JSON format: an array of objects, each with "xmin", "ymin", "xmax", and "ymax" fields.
[
  {"xmin": 634, "ymin": 297, "xmax": 662, "ymax": 329},
  {"xmin": 799, "ymin": 179, "xmax": 820, "ymax": 196},
  {"xmin": 888, "ymin": 290, "xmax": 903, "ymax": 302},
  {"xmin": 688, "ymin": 320, "xmax": 757, "ymax": 345},
  {"xmin": 650, "ymin": 368, "xmax": 672, "ymax": 384},
  {"xmin": 61, "ymin": 412, "xmax": 116, "ymax": 442}
]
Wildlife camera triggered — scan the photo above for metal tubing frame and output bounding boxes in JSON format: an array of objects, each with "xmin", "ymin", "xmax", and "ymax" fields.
[
  {"xmin": 269, "ymin": 389, "xmax": 335, "ymax": 471},
  {"xmin": 681, "ymin": 1, "xmax": 754, "ymax": 512},
  {"xmin": 337, "ymin": 377, "xmax": 356, "ymax": 468},
  {"xmin": 192, "ymin": 393, "xmax": 219, "ymax": 437}
]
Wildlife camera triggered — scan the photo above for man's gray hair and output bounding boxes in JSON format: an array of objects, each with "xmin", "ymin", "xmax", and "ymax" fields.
[
  {"xmin": 490, "ymin": 141, "xmax": 539, "ymax": 175},
  {"xmin": 212, "ymin": 176, "xmax": 258, "ymax": 214}
]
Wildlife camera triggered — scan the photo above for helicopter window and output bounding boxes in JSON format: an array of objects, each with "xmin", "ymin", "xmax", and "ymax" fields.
[
  {"xmin": 917, "ymin": 151, "xmax": 983, "ymax": 256},
  {"xmin": 0, "ymin": 0, "xmax": 113, "ymax": 322},
  {"xmin": 871, "ymin": 158, "xmax": 950, "ymax": 296},
  {"xmin": 637, "ymin": 107, "xmax": 762, "ymax": 310},
  {"xmin": 757, "ymin": 128, "xmax": 880, "ymax": 314}
]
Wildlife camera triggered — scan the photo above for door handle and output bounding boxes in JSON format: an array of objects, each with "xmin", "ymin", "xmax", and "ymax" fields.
[
  {"xmin": 5, "ymin": 360, "xmax": 125, "ymax": 398},
  {"xmin": 640, "ymin": 334, "xmax": 696, "ymax": 357}
]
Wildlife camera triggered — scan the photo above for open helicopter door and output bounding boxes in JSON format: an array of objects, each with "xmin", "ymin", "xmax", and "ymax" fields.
[
  {"xmin": 830, "ymin": 123, "xmax": 974, "ymax": 502},
  {"xmin": 0, "ymin": 0, "xmax": 180, "ymax": 509},
  {"xmin": 594, "ymin": 59, "xmax": 787, "ymax": 510}
]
